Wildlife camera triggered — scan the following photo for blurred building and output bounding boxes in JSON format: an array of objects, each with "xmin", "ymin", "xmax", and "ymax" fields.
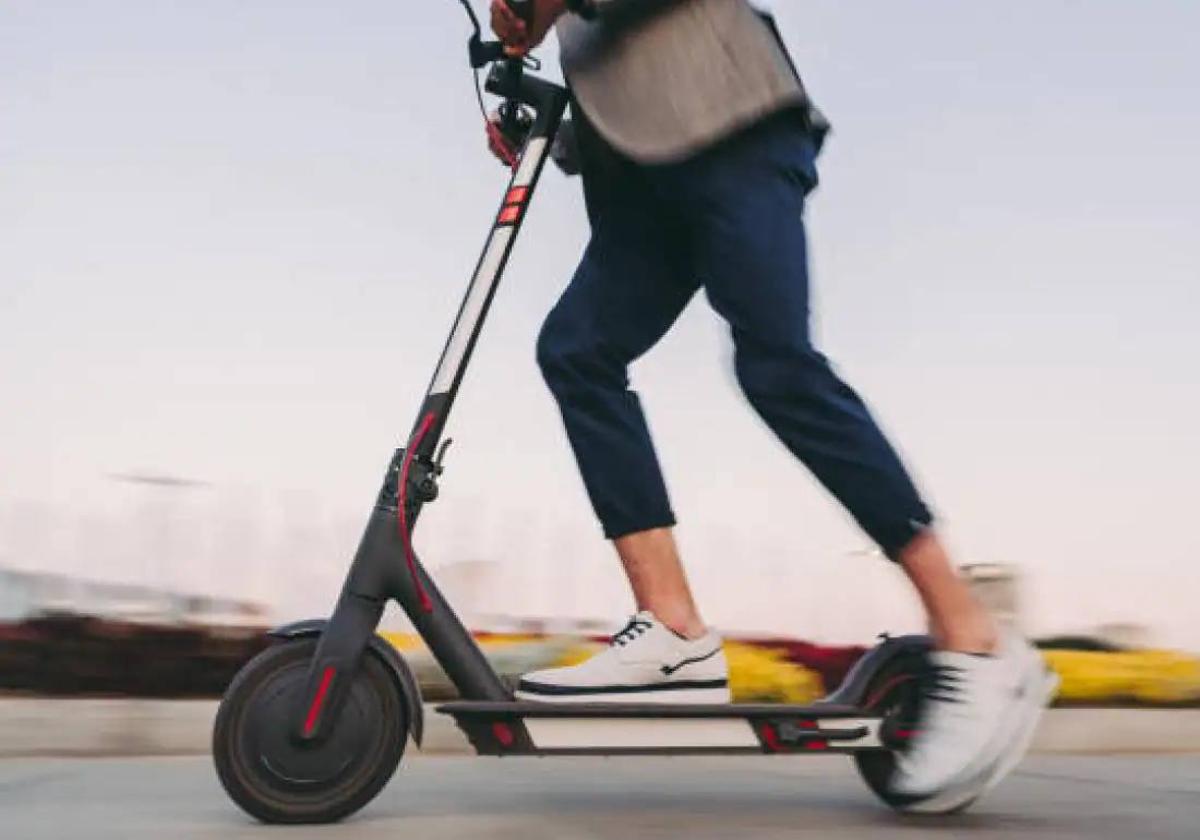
[
  {"xmin": 961, "ymin": 563, "xmax": 1023, "ymax": 631},
  {"xmin": 1093, "ymin": 622, "xmax": 1153, "ymax": 650},
  {"xmin": 0, "ymin": 566, "xmax": 267, "ymax": 627}
]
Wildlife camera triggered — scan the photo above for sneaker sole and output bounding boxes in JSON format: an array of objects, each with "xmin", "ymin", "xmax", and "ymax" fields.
[
  {"xmin": 898, "ymin": 772, "xmax": 988, "ymax": 815},
  {"xmin": 978, "ymin": 669, "xmax": 1060, "ymax": 794},
  {"xmin": 514, "ymin": 686, "xmax": 732, "ymax": 705}
]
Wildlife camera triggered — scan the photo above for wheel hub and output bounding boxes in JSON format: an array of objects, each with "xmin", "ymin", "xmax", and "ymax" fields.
[{"xmin": 242, "ymin": 666, "xmax": 373, "ymax": 789}]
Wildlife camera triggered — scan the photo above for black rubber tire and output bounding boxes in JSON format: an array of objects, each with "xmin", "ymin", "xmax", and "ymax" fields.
[
  {"xmin": 853, "ymin": 651, "xmax": 980, "ymax": 815},
  {"xmin": 213, "ymin": 638, "xmax": 407, "ymax": 824}
]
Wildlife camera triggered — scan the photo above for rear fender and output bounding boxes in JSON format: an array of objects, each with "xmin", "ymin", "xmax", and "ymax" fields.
[{"xmin": 824, "ymin": 634, "xmax": 933, "ymax": 707}]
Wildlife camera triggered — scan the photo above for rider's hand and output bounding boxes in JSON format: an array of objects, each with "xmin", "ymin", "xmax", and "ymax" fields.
[
  {"xmin": 485, "ymin": 111, "xmax": 520, "ymax": 167},
  {"xmin": 490, "ymin": 0, "xmax": 566, "ymax": 57}
]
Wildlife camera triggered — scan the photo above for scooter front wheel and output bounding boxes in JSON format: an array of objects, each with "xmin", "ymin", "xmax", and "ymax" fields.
[
  {"xmin": 213, "ymin": 637, "xmax": 407, "ymax": 824},
  {"xmin": 853, "ymin": 650, "xmax": 981, "ymax": 815}
]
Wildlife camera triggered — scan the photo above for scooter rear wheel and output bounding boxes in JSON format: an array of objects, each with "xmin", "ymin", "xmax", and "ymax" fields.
[
  {"xmin": 853, "ymin": 650, "xmax": 980, "ymax": 815},
  {"xmin": 213, "ymin": 638, "xmax": 407, "ymax": 824}
]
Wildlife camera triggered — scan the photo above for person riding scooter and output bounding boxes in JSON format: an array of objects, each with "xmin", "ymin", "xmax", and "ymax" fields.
[{"xmin": 488, "ymin": 0, "xmax": 1055, "ymax": 801}]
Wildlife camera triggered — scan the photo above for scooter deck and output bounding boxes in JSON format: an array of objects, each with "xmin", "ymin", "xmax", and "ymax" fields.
[
  {"xmin": 437, "ymin": 700, "xmax": 890, "ymax": 756},
  {"xmin": 439, "ymin": 700, "xmax": 870, "ymax": 717}
]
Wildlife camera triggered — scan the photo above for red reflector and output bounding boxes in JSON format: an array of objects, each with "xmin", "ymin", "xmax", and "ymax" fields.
[
  {"xmin": 760, "ymin": 724, "xmax": 783, "ymax": 752},
  {"xmin": 492, "ymin": 722, "xmax": 515, "ymax": 747},
  {"xmin": 504, "ymin": 186, "xmax": 529, "ymax": 206},
  {"xmin": 804, "ymin": 739, "xmax": 828, "ymax": 751},
  {"xmin": 303, "ymin": 667, "xmax": 336, "ymax": 736},
  {"xmin": 498, "ymin": 205, "xmax": 521, "ymax": 225}
]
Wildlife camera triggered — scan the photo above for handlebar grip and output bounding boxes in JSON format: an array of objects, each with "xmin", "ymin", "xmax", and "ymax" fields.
[{"xmin": 505, "ymin": 0, "xmax": 535, "ymax": 27}]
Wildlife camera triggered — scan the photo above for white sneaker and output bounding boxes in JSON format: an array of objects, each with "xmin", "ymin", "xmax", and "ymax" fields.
[
  {"xmin": 976, "ymin": 657, "xmax": 1060, "ymax": 794},
  {"xmin": 891, "ymin": 632, "xmax": 1055, "ymax": 799},
  {"xmin": 515, "ymin": 612, "xmax": 731, "ymax": 704}
]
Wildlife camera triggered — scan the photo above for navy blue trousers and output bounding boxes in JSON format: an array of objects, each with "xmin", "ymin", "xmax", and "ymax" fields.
[{"xmin": 537, "ymin": 108, "xmax": 933, "ymax": 558}]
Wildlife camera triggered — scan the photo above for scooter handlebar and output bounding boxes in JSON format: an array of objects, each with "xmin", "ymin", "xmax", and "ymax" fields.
[{"xmin": 493, "ymin": 0, "xmax": 534, "ymax": 135}]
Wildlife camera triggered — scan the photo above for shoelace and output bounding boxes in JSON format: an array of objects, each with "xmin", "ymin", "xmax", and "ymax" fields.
[
  {"xmin": 921, "ymin": 663, "xmax": 968, "ymax": 705},
  {"xmin": 611, "ymin": 616, "xmax": 653, "ymax": 647}
]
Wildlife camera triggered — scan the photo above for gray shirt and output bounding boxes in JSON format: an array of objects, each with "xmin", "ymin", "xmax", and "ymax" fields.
[{"xmin": 557, "ymin": 0, "xmax": 814, "ymax": 163}]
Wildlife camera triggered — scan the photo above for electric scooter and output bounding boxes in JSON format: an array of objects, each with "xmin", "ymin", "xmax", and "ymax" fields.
[{"xmin": 212, "ymin": 1, "xmax": 972, "ymax": 823}]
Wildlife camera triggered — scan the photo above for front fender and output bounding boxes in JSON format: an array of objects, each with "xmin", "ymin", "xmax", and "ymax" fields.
[
  {"xmin": 823, "ymin": 634, "xmax": 933, "ymax": 707},
  {"xmin": 269, "ymin": 618, "xmax": 425, "ymax": 747}
]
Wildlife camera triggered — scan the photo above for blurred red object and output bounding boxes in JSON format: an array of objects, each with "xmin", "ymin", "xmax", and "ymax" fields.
[{"xmin": 740, "ymin": 638, "xmax": 868, "ymax": 694}]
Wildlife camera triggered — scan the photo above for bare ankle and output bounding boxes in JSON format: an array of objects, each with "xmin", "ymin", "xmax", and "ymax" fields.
[
  {"xmin": 614, "ymin": 527, "xmax": 707, "ymax": 641},
  {"xmin": 937, "ymin": 620, "xmax": 998, "ymax": 655},
  {"xmin": 652, "ymin": 609, "xmax": 707, "ymax": 641},
  {"xmin": 898, "ymin": 530, "xmax": 998, "ymax": 654}
]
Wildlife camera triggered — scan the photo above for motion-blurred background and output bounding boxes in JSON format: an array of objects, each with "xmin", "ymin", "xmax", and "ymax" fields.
[{"xmin": 2, "ymin": 1, "xmax": 1198, "ymax": 714}]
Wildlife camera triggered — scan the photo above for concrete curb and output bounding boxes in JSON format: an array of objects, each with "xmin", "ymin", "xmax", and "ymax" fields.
[{"xmin": 1, "ymin": 699, "xmax": 1198, "ymax": 758}]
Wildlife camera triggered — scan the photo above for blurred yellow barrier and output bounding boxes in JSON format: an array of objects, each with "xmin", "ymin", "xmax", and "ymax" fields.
[
  {"xmin": 724, "ymin": 642, "xmax": 825, "ymax": 703},
  {"xmin": 1043, "ymin": 650, "xmax": 1200, "ymax": 705},
  {"xmin": 380, "ymin": 632, "xmax": 423, "ymax": 651},
  {"xmin": 380, "ymin": 632, "xmax": 545, "ymax": 652},
  {"xmin": 550, "ymin": 641, "xmax": 603, "ymax": 669},
  {"xmin": 381, "ymin": 632, "xmax": 1200, "ymax": 708}
]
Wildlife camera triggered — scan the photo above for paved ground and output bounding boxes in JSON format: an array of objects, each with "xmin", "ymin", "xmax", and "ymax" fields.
[
  {"xmin": 2, "ymin": 753, "xmax": 1198, "ymax": 840},
  {"xmin": 5, "ymin": 700, "xmax": 1199, "ymax": 757}
]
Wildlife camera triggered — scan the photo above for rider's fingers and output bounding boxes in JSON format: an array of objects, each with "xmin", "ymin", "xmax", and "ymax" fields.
[{"xmin": 489, "ymin": 1, "xmax": 527, "ymax": 43}]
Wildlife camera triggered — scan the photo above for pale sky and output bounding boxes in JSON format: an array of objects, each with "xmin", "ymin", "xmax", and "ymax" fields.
[{"xmin": 2, "ymin": 2, "xmax": 1198, "ymax": 646}]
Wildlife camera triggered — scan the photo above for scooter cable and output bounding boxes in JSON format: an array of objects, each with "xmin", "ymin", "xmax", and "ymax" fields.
[
  {"xmin": 472, "ymin": 66, "xmax": 521, "ymax": 170},
  {"xmin": 397, "ymin": 412, "xmax": 437, "ymax": 612}
]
